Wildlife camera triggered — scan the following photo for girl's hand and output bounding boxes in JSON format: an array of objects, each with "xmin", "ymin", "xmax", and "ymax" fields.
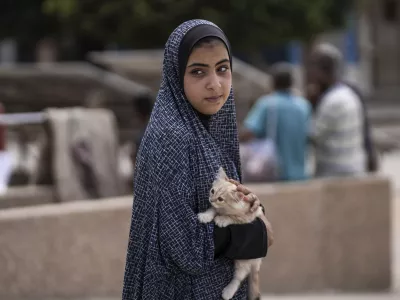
[
  {"xmin": 228, "ymin": 179, "xmax": 274, "ymax": 247},
  {"xmin": 228, "ymin": 179, "xmax": 260, "ymax": 212}
]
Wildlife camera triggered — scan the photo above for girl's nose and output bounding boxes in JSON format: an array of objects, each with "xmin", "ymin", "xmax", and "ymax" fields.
[{"xmin": 206, "ymin": 73, "xmax": 221, "ymax": 90}]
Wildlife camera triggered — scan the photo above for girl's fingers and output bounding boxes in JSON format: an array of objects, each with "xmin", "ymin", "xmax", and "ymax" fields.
[
  {"xmin": 237, "ymin": 184, "xmax": 251, "ymax": 195},
  {"xmin": 228, "ymin": 179, "xmax": 240, "ymax": 186}
]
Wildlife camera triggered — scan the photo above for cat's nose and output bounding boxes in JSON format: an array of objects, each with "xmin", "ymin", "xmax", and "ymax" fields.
[{"xmin": 209, "ymin": 198, "xmax": 216, "ymax": 203}]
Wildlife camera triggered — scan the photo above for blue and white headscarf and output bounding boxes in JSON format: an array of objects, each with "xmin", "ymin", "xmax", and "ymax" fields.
[{"xmin": 123, "ymin": 19, "xmax": 245, "ymax": 300}]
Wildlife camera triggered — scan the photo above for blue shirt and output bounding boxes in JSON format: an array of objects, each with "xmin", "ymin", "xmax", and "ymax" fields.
[{"xmin": 244, "ymin": 92, "xmax": 311, "ymax": 181}]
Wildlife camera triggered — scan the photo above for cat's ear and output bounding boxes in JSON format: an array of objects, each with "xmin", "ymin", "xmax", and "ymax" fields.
[{"xmin": 216, "ymin": 167, "xmax": 229, "ymax": 181}]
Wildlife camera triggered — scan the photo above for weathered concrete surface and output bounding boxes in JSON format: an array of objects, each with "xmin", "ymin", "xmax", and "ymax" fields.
[
  {"xmin": 263, "ymin": 294, "xmax": 399, "ymax": 300},
  {"xmin": 0, "ymin": 176, "xmax": 391, "ymax": 299},
  {"xmin": 249, "ymin": 176, "xmax": 392, "ymax": 293},
  {"xmin": 11, "ymin": 293, "xmax": 399, "ymax": 300},
  {"xmin": 0, "ymin": 186, "xmax": 54, "ymax": 209},
  {"xmin": 0, "ymin": 199, "xmax": 131, "ymax": 299},
  {"xmin": 379, "ymin": 152, "xmax": 400, "ymax": 293}
]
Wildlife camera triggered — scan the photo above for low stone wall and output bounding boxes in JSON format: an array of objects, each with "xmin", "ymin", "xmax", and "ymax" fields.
[
  {"xmin": 0, "ymin": 186, "xmax": 55, "ymax": 209},
  {"xmin": 0, "ymin": 176, "xmax": 392, "ymax": 298},
  {"xmin": 0, "ymin": 198, "xmax": 131, "ymax": 299},
  {"xmin": 249, "ymin": 176, "xmax": 392, "ymax": 293}
]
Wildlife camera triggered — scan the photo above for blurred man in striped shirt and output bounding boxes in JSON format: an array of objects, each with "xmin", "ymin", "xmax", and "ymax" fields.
[{"xmin": 308, "ymin": 44, "xmax": 367, "ymax": 177}]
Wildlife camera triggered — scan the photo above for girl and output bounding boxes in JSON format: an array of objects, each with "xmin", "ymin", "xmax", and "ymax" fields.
[{"xmin": 123, "ymin": 19, "xmax": 273, "ymax": 300}]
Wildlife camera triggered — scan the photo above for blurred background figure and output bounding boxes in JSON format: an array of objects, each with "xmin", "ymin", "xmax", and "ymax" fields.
[
  {"xmin": 307, "ymin": 44, "xmax": 370, "ymax": 177},
  {"xmin": 0, "ymin": 101, "xmax": 12, "ymax": 194},
  {"xmin": 0, "ymin": 102, "xmax": 4, "ymax": 152},
  {"xmin": 240, "ymin": 63, "xmax": 311, "ymax": 182}
]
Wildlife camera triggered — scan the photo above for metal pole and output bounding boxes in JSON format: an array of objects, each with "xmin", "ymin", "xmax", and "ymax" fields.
[{"xmin": 0, "ymin": 112, "xmax": 46, "ymax": 126}]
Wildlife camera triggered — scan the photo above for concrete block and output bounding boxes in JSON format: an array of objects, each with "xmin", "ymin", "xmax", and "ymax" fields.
[
  {"xmin": 322, "ymin": 177, "xmax": 392, "ymax": 291},
  {"xmin": 252, "ymin": 181, "xmax": 328, "ymax": 293},
  {"xmin": 0, "ymin": 186, "xmax": 55, "ymax": 209},
  {"xmin": 0, "ymin": 198, "xmax": 131, "ymax": 298},
  {"xmin": 0, "ymin": 176, "xmax": 392, "ymax": 298}
]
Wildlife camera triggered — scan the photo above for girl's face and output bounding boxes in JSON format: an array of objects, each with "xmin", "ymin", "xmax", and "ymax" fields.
[{"xmin": 183, "ymin": 41, "xmax": 232, "ymax": 115}]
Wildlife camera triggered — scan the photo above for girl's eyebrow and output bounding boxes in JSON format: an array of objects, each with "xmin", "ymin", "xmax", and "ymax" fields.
[
  {"xmin": 215, "ymin": 58, "xmax": 230, "ymax": 65},
  {"xmin": 187, "ymin": 58, "xmax": 230, "ymax": 68}
]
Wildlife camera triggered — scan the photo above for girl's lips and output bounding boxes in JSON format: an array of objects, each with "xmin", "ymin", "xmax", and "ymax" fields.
[{"xmin": 205, "ymin": 95, "xmax": 222, "ymax": 102}]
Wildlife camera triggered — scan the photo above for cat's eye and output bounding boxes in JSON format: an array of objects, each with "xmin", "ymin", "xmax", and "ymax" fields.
[
  {"xmin": 211, "ymin": 189, "xmax": 215, "ymax": 194},
  {"xmin": 217, "ymin": 197, "xmax": 224, "ymax": 202}
]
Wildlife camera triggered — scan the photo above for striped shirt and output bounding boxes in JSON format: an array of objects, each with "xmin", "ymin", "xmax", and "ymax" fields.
[{"xmin": 313, "ymin": 84, "xmax": 366, "ymax": 177}]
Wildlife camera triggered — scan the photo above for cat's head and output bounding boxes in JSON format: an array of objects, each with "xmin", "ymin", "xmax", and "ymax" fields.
[{"xmin": 209, "ymin": 167, "xmax": 251, "ymax": 216}]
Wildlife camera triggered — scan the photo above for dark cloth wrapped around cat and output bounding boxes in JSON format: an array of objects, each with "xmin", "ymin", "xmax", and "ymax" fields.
[{"xmin": 123, "ymin": 20, "xmax": 263, "ymax": 300}]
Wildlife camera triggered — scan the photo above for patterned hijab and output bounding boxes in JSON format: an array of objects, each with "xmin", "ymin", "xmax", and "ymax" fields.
[
  {"xmin": 123, "ymin": 20, "xmax": 245, "ymax": 299},
  {"xmin": 151, "ymin": 19, "xmax": 241, "ymax": 180}
]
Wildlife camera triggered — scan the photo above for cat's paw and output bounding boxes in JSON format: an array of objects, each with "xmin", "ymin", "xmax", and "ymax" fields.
[
  {"xmin": 214, "ymin": 216, "xmax": 233, "ymax": 227},
  {"xmin": 255, "ymin": 206, "xmax": 264, "ymax": 217},
  {"xmin": 249, "ymin": 294, "xmax": 261, "ymax": 300},
  {"xmin": 221, "ymin": 285, "xmax": 236, "ymax": 300},
  {"xmin": 198, "ymin": 212, "xmax": 214, "ymax": 223}
]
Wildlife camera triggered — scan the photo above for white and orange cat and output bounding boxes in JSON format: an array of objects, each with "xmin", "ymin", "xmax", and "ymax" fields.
[{"xmin": 198, "ymin": 167, "xmax": 264, "ymax": 300}]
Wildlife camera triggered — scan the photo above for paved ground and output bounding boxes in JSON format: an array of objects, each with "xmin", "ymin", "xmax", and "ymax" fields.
[
  {"xmin": 262, "ymin": 294, "xmax": 398, "ymax": 299},
  {"xmin": 33, "ymin": 294, "xmax": 398, "ymax": 300},
  {"xmin": 379, "ymin": 151, "xmax": 400, "ymax": 292}
]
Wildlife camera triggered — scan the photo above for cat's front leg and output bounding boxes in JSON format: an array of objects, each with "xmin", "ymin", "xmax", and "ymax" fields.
[
  {"xmin": 214, "ymin": 215, "xmax": 234, "ymax": 228},
  {"xmin": 198, "ymin": 208, "xmax": 217, "ymax": 223}
]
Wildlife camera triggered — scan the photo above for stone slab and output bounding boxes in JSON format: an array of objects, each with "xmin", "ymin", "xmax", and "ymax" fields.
[
  {"xmin": 0, "ymin": 176, "xmax": 392, "ymax": 298},
  {"xmin": 0, "ymin": 186, "xmax": 55, "ymax": 209}
]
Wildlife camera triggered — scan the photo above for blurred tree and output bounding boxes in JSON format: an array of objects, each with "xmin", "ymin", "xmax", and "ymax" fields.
[
  {"xmin": 0, "ymin": 0, "xmax": 106, "ymax": 61},
  {"xmin": 0, "ymin": 0, "xmax": 55, "ymax": 40},
  {"xmin": 42, "ymin": 0, "xmax": 353, "ymax": 51},
  {"xmin": 0, "ymin": 0, "xmax": 60, "ymax": 61}
]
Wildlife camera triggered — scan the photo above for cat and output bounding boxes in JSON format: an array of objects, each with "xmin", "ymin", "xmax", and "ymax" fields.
[{"xmin": 198, "ymin": 167, "xmax": 264, "ymax": 300}]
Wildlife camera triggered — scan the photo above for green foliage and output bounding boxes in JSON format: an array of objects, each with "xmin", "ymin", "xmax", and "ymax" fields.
[
  {"xmin": 41, "ymin": 0, "xmax": 352, "ymax": 49},
  {"xmin": 0, "ymin": 0, "xmax": 59, "ymax": 40},
  {"xmin": 3, "ymin": 0, "xmax": 352, "ymax": 52}
]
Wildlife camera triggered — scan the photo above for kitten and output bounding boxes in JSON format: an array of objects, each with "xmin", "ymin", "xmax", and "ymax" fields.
[{"xmin": 198, "ymin": 167, "xmax": 264, "ymax": 300}]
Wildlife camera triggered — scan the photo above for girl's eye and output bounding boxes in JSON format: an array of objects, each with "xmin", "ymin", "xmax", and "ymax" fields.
[
  {"xmin": 190, "ymin": 69, "xmax": 204, "ymax": 76},
  {"xmin": 217, "ymin": 197, "xmax": 224, "ymax": 202},
  {"xmin": 218, "ymin": 65, "xmax": 230, "ymax": 73},
  {"xmin": 211, "ymin": 189, "xmax": 215, "ymax": 194}
]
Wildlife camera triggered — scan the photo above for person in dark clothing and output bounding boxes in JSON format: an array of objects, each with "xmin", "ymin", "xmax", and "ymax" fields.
[{"xmin": 122, "ymin": 20, "xmax": 273, "ymax": 300}]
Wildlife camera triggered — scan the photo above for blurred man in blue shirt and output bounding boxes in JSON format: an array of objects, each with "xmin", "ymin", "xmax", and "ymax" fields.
[{"xmin": 240, "ymin": 63, "xmax": 311, "ymax": 181}]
